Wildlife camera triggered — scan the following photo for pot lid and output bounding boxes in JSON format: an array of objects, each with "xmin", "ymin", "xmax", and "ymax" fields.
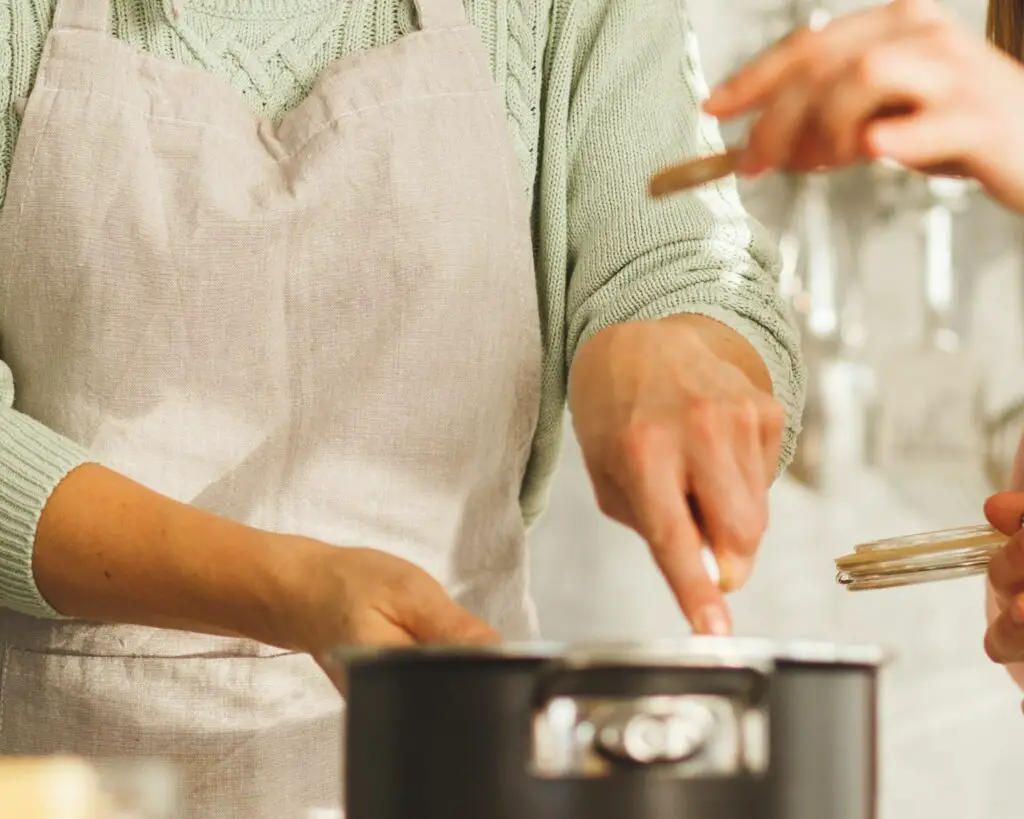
[
  {"xmin": 835, "ymin": 523, "xmax": 1005, "ymax": 592},
  {"xmin": 329, "ymin": 637, "xmax": 885, "ymax": 669}
]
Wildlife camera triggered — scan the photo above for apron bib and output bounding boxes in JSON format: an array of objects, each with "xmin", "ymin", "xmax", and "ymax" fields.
[{"xmin": 0, "ymin": 0, "xmax": 542, "ymax": 814}]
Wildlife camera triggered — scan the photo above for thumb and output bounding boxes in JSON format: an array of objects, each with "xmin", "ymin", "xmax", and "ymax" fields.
[
  {"xmin": 984, "ymin": 492, "xmax": 1024, "ymax": 536},
  {"xmin": 402, "ymin": 581, "xmax": 500, "ymax": 645}
]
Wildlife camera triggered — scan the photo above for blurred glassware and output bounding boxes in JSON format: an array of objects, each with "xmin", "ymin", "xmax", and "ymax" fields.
[
  {"xmin": 0, "ymin": 757, "xmax": 178, "ymax": 819},
  {"xmin": 835, "ymin": 523, "xmax": 1005, "ymax": 591}
]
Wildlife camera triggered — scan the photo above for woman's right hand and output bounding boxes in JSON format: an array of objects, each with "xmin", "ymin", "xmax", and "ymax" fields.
[{"xmin": 705, "ymin": 0, "xmax": 1024, "ymax": 212}]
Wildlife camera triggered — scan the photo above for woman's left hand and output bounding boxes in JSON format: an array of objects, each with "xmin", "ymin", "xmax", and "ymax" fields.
[
  {"xmin": 569, "ymin": 315, "xmax": 784, "ymax": 637},
  {"xmin": 704, "ymin": 0, "xmax": 1024, "ymax": 212}
]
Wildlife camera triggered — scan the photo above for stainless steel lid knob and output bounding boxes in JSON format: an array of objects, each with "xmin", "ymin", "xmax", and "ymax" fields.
[{"xmin": 594, "ymin": 700, "xmax": 717, "ymax": 765}]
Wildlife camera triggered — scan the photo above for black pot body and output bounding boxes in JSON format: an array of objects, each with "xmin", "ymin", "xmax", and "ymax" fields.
[
  {"xmin": 343, "ymin": 642, "xmax": 879, "ymax": 819},
  {"xmin": 767, "ymin": 658, "xmax": 878, "ymax": 819}
]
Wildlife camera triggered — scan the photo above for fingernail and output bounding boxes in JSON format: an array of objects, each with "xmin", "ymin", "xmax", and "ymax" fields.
[
  {"xmin": 717, "ymin": 554, "xmax": 733, "ymax": 591},
  {"xmin": 717, "ymin": 554, "xmax": 751, "ymax": 593},
  {"xmin": 695, "ymin": 604, "xmax": 731, "ymax": 637}
]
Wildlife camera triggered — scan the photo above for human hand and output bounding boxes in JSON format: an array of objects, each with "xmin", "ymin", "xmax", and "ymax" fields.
[
  {"xmin": 983, "ymin": 492, "xmax": 1024, "ymax": 665},
  {"xmin": 29, "ymin": 462, "xmax": 497, "ymax": 691},
  {"xmin": 268, "ymin": 539, "xmax": 498, "ymax": 685},
  {"xmin": 569, "ymin": 315, "xmax": 784, "ymax": 636},
  {"xmin": 704, "ymin": 0, "xmax": 1024, "ymax": 212}
]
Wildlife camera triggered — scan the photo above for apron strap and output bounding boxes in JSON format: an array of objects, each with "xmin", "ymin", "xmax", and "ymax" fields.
[
  {"xmin": 51, "ymin": 0, "xmax": 111, "ymax": 32},
  {"xmin": 412, "ymin": 0, "xmax": 466, "ymax": 31}
]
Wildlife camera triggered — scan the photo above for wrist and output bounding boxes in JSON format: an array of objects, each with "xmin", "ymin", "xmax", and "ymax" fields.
[
  {"xmin": 569, "ymin": 315, "xmax": 773, "ymax": 415},
  {"xmin": 659, "ymin": 314, "xmax": 773, "ymax": 395},
  {"xmin": 163, "ymin": 513, "xmax": 308, "ymax": 651}
]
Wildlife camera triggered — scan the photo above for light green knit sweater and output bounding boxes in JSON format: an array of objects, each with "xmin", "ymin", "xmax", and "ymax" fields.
[{"xmin": 0, "ymin": 0, "xmax": 805, "ymax": 617}]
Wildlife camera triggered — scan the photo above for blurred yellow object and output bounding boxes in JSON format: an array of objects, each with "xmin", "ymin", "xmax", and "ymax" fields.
[{"xmin": 0, "ymin": 757, "xmax": 111, "ymax": 819}]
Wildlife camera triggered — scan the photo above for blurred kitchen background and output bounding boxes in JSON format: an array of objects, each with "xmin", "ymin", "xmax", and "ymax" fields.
[{"xmin": 528, "ymin": 1, "xmax": 1024, "ymax": 817}]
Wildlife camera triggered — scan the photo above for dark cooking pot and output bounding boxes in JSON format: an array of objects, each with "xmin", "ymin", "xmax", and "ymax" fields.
[{"xmin": 331, "ymin": 639, "xmax": 883, "ymax": 819}]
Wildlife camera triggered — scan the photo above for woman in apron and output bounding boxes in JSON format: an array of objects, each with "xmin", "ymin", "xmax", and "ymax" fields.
[
  {"xmin": 0, "ymin": 0, "xmax": 805, "ymax": 814},
  {"xmin": 707, "ymin": 0, "xmax": 1024, "ymax": 685}
]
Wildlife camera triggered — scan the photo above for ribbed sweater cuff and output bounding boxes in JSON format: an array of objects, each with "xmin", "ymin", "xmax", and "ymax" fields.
[{"xmin": 0, "ymin": 411, "xmax": 90, "ymax": 619}]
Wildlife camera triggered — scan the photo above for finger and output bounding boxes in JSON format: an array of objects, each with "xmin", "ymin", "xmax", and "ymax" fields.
[
  {"xmin": 776, "ymin": 30, "xmax": 956, "ymax": 170},
  {"xmin": 741, "ymin": 31, "xmax": 937, "ymax": 169},
  {"xmin": 397, "ymin": 578, "xmax": 500, "ymax": 645},
  {"xmin": 985, "ymin": 600, "xmax": 1024, "ymax": 664},
  {"xmin": 593, "ymin": 478, "xmax": 636, "ymax": 529},
  {"xmin": 413, "ymin": 598, "xmax": 499, "ymax": 645},
  {"xmin": 866, "ymin": 109, "xmax": 979, "ymax": 168},
  {"xmin": 809, "ymin": 54, "xmax": 925, "ymax": 166},
  {"xmin": 984, "ymin": 492, "xmax": 1024, "ymax": 535},
  {"xmin": 744, "ymin": 80, "xmax": 822, "ymax": 170},
  {"xmin": 651, "ymin": 506, "xmax": 732, "ymax": 636},
  {"xmin": 706, "ymin": 3, "xmax": 914, "ymax": 117},
  {"xmin": 317, "ymin": 656, "xmax": 350, "ymax": 698},
  {"xmin": 782, "ymin": 123, "xmax": 843, "ymax": 172},
  {"xmin": 688, "ymin": 447, "xmax": 766, "ymax": 593},
  {"xmin": 315, "ymin": 625, "xmax": 415, "ymax": 698},
  {"xmin": 625, "ymin": 455, "xmax": 731, "ymax": 635},
  {"xmin": 687, "ymin": 399, "xmax": 769, "ymax": 590},
  {"xmin": 988, "ymin": 534, "xmax": 1024, "ymax": 600}
]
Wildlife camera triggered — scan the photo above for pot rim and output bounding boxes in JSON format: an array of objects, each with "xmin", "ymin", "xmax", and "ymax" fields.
[{"xmin": 326, "ymin": 637, "xmax": 887, "ymax": 670}]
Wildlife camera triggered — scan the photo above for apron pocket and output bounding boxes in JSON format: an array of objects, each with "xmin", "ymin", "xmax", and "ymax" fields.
[{"xmin": 0, "ymin": 647, "xmax": 343, "ymax": 819}]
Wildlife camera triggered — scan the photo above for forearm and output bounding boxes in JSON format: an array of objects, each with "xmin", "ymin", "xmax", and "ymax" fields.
[
  {"xmin": 33, "ymin": 463, "xmax": 299, "ymax": 649},
  {"xmin": 556, "ymin": 0, "xmax": 805, "ymax": 473}
]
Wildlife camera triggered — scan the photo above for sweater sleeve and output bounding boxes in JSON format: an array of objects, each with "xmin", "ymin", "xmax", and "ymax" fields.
[
  {"xmin": 0, "ymin": 363, "xmax": 89, "ymax": 617},
  {"xmin": 555, "ymin": 0, "xmax": 806, "ymax": 469},
  {"xmin": 0, "ymin": 0, "xmax": 87, "ymax": 618}
]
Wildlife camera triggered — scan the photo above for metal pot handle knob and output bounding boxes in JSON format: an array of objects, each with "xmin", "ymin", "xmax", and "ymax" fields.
[
  {"xmin": 527, "ymin": 640, "xmax": 774, "ymax": 780},
  {"xmin": 591, "ymin": 696, "xmax": 719, "ymax": 765}
]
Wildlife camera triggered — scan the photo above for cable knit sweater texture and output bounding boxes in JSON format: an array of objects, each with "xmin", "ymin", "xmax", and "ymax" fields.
[{"xmin": 0, "ymin": 0, "xmax": 806, "ymax": 617}]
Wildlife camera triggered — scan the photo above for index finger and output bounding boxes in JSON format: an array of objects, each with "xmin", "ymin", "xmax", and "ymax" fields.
[
  {"xmin": 985, "ymin": 604, "xmax": 1024, "ymax": 665},
  {"xmin": 704, "ymin": 4, "xmax": 904, "ymax": 117},
  {"xmin": 651, "ymin": 511, "xmax": 731, "ymax": 636},
  {"xmin": 984, "ymin": 492, "xmax": 1024, "ymax": 536},
  {"xmin": 631, "ymin": 466, "xmax": 731, "ymax": 636}
]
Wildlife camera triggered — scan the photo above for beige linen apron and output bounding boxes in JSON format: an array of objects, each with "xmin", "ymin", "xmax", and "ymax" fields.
[{"xmin": 0, "ymin": 0, "xmax": 542, "ymax": 814}]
